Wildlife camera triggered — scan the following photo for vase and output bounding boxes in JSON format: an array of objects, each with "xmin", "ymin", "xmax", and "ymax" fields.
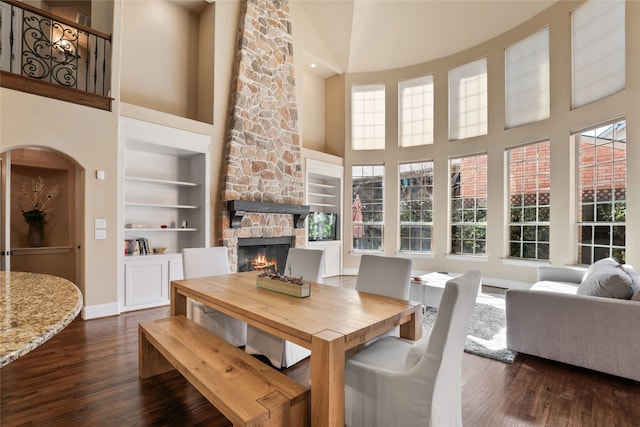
[{"xmin": 28, "ymin": 222, "xmax": 44, "ymax": 247}]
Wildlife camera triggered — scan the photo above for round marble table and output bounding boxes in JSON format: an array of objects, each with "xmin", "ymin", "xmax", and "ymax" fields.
[{"xmin": 0, "ymin": 271, "xmax": 83, "ymax": 367}]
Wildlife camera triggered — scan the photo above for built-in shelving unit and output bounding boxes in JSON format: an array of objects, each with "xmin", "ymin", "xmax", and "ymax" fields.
[
  {"xmin": 305, "ymin": 156, "xmax": 344, "ymax": 277},
  {"xmin": 119, "ymin": 117, "xmax": 210, "ymax": 312}
]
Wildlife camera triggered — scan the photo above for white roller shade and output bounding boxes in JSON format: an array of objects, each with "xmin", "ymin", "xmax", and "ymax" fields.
[
  {"xmin": 572, "ymin": 0, "xmax": 625, "ymax": 108},
  {"xmin": 449, "ymin": 58, "xmax": 488, "ymax": 141}
]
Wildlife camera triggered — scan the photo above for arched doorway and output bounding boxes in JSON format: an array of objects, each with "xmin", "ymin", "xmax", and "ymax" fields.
[{"xmin": 1, "ymin": 147, "xmax": 84, "ymax": 287}]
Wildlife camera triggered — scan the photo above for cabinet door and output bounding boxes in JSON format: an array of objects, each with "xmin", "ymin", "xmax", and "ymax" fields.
[
  {"xmin": 169, "ymin": 257, "xmax": 184, "ymax": 281},
  {"xmin": 323, "ymin": 244, "xmax": 342, "ymax": 277},
  {"xmin": 124, "ymin": 259, "xmax": 168, "ymax": 307}
]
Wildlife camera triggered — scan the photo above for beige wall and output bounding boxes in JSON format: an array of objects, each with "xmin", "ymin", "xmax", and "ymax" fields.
[
  {"xmin": 120, "ymin": 1, "xmax": 203, "ymax": 121},
  {"xmin": 334, "ymin": 0, "xmax": 640, "ymax": 286},
  {"xmin": 0, "ymin": 90, "xmax": 119, "ymax": 310},
  {"xmin": 300, "ymin": 69, "xmax": 326, "ymax": 152}
]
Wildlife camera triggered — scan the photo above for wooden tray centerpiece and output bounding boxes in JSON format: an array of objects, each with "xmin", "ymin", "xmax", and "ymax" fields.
[{"xmin": 256, "ymin": 271, "xmax": 311, "ymax": 298}]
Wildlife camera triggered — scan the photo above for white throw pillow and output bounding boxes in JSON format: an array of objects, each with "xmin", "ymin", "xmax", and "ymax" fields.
[
  {"xmin": 621, "ymin": 265, "xmax": 640, "ymax": 300},
  {"xmin": 577, "ymin": 258, "xmax": 633, "ymax": 299}
]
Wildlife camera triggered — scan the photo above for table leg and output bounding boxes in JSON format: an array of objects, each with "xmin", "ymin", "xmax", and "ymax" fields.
[
  {"xmin": 311, "ymin": 329, "xmax": 345, "ymax": 426},
  {"xmin": 170, "ymin": 282, "xmax": 187, "ymax": 317},
  {"xmin": 400, "ymin": 304, "xmax": 423, "ymax": 340}
]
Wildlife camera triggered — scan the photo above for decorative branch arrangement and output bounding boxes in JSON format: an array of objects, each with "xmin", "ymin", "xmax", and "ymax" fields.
[{"xmin": 20, "ymin": 176, "xmax": 60, "ymax": 226}]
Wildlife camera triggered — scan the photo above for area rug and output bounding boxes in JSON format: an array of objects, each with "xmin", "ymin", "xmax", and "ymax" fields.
[{"xmin": 422, "ymin": 292, "xmax": 516, "ymax": 363}]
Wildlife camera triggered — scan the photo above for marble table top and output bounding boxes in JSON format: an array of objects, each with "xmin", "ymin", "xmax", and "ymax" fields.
[{"xmin": 1, "ymin": 271, "xmax": 83, "ymax": 368}]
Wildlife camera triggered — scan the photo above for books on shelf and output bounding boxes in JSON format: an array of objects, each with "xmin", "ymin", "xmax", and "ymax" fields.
[{"xmin": 124, "ymin": 238, "xmax": 154, "ymax": 255}]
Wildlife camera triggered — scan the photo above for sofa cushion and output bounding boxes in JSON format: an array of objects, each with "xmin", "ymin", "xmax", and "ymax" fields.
[
  {"xmin": 577, "ymin": 258, "xmax": 633, "ymax": 299},
  {"xmin": 531, "ymin": 281, "xmax": 579, "ymax": 294}
]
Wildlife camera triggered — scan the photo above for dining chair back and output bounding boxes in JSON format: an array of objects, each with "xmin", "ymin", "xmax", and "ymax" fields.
[
  {"xmin": 245, "ymin": 248, "xmax": 325, "ymax": 368},
  {"xmin": 344, "ymin": 270, "xmax": 481, "ymax": 426},
  {"xmin": 182, "ymin": 247, "xmax": 247, "ymax": 347},
  {"xmin": 355, "ymin": 254, "xmax": 412, "ymax": 299}
]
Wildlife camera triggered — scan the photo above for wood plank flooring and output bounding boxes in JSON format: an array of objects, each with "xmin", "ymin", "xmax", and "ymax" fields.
[{"xmin": 2, "ymin": 276, "xmax": 639, "ymax": 426}]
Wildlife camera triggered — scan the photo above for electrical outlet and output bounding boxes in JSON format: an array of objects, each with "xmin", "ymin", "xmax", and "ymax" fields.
[
  {"xmin": 95, "ymin": 229, "xmax": 107, "ymax": 240},
  {"xmin": 95, "ymin": 219, "xmax": 107, "ymax": 229}
]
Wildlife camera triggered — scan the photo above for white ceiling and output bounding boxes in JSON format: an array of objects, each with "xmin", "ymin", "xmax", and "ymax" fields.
[{"xmin": 292, "ymin": 0, "xmax": 556, "ymax": 77}]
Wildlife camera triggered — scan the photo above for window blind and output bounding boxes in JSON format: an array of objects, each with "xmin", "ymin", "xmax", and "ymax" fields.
[
  {"xmin": 399, "ymin": 75, "xmax": 434, "ymax": 147},
  {"xmin": 505, "ymin": 28, "xmax": 550, "ymax": 128},
  {"xmin": 572, "ymin": 0, "xmax": 625, "ymax": 108},
  {"xmin": 449, "ymin": 58, "xmax": 488, "ymax": 141},
  {"xmin": 352, "ymin": 84, "xmax": 385, "ymax": 150}
]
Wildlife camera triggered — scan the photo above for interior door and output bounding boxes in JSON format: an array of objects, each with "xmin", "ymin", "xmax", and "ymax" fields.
[{"xmin": 1, "ymin": 151, "xmax": 11, "ymax": 271}]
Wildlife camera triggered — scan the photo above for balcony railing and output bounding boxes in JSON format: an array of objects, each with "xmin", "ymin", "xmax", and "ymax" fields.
[{"xmin": 0, "ymin": 0, "xmax": 112, "ymax": 110}]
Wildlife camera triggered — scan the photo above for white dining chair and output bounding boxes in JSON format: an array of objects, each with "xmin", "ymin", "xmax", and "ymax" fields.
[
  {"xmin": 344, "ymin": 270, "xmax": 481, "ymax": 427},
  {"xmin": 244, "ymin": 248, "xmax": 325, "ymax": 368},
  {"xmin": 355, "ymin": 254, "xmax": 413, "ymax": 339},
  {"xmin": 182, "ymin": 247, "xmax": 247, "ymax": 347}
]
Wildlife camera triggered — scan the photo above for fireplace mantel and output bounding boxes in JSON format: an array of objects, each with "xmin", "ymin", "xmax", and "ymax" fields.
[{"xmin": 227, "ymin": 200, "xmax": 310, "ymax": 229}]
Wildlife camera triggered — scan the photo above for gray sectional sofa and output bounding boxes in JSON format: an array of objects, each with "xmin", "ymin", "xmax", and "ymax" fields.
[{"xmin": 506, "ymin": 258, "xmax": 640, "ymax": 382}]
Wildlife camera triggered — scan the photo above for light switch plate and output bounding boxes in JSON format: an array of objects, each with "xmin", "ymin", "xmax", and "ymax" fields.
[
  {"xmin": 95, "ymin": 219, "xmax": 107, "ymax": 229},
  {"xmin": 95, "ymin": 229, "xmax": 107, "ymax": 240}
]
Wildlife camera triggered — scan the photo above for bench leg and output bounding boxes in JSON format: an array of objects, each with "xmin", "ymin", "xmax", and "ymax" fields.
[
  {"xmin": 139, "ymin": 325, "xmax": 175, "ymax": 379},
  {"xmin": 256, "ymin": 391, "xmax": 289, "ymax": 427}
]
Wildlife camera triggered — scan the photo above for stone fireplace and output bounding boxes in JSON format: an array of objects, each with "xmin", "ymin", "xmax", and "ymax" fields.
[{"xmin": 220, "ymin": 0, "xmax": 305, "ymax": 272}]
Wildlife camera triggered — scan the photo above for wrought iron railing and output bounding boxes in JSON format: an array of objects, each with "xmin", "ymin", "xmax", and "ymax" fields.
[{"xmin": 0, "ymin": 0, "xmax": 111, "ymax": 99}]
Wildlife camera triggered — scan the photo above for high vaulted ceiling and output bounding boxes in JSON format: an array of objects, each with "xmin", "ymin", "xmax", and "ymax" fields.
[{"xmin": 291, "ymin": 0, "xmax": 556, "ymax": 77}]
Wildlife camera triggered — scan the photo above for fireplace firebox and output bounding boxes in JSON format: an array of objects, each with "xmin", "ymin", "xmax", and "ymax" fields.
[{"xmin": 237, "ymin": 237, "xmax": 293, "ymax": 275}]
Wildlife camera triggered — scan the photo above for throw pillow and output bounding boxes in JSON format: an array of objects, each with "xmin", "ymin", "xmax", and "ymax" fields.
[
  {"xmin": 577, "ymin": 258, "xmax": 633, "ymax": 299},
  {"xmin": 621, "ymin": 264, "xmax": 640, "ymax": 301}
]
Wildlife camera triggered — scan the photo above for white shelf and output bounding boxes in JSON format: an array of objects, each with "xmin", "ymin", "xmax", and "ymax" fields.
[
  {"xmin": 125, "ymin": 176, "xmax": 199, "ymax": 187},
  {"xmin": 308, "ymin": 192, "xmax": 336, "ymax": 198},
  {"xmin": 308, "ymin": 182, "xmax": 336, "ymax": 189},
  {"xmin": 125, "ymin": 202, "xmax": 199, "ymax": 209},
  {"xmin": 124, "ymin": 228, "xmax": 198, "ymax": 232},
  {"xmin": 309, "ymin": 202, "xmax": 337, "ymax": 208}
]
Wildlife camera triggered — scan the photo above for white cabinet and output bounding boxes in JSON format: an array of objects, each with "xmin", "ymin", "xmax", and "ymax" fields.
[
  {"xmin": 119, "ymin": 117, "xmax": 209, "ymax": 312},
  {"xmin": 124, "ymin": 257, "xmax": 168, "ymax": 308},
  {"xmin": 305, "ymin": 157, "xmax": 343, "ymax": 277}
]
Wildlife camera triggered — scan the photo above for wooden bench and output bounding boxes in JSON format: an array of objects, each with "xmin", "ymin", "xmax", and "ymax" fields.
[{"xmin": 139, "ymin": 315, "xmax": 309, "ymax": 426}]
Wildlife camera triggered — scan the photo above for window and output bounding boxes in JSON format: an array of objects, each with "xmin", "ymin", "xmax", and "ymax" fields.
[
  {"xmin": 399, "ymin": 75, "xmax": 434, "ymax": 147},
  {"xmin": 505, "ymin": 28, "xmax": 549, "ymax": 128},
  {"xmin": 449, "ymin": 58, "xmax": 487, "ymax": 140},
  {"xmin": 572, "ymin": 0, "xmax": 625, "ymax": 108},
  {"xmin": 352, "ymin": 165, "xmax": 384, "ymax": 251},
  {"xmin": 577, "ymin": 120, "xmax": 626, "ymax": 264},
  {"xmin": 399, "ymin": 162, "xmax": 434, "ymax": 252},
  {"xmin": 450, "ymin": 155, "xmax": 487, "ymax": 255},
  {"xmin": 507, "ymin": 141, "xmax": 551, "ymax": 260},
  {"xmin": 352, "ymin": 84, "xmax": 385, "ymax": 150}
]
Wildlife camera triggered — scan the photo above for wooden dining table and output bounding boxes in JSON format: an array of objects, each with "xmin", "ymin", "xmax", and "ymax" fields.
[{"xmin": 170, "ymin": 270, "xmax": 423, "ymax": 426}]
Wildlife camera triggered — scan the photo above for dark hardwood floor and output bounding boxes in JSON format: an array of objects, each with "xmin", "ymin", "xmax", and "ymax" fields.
[{"xmin": 2, "ymin": 276, "xmax": 639, "ymax": 426}]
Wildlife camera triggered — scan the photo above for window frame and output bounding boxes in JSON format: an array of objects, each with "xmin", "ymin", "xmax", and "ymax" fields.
[
  {"xmin": 351, "ymin": 164, "xmax": 385, "ymax": 252},
  {"xmin": 576, "ymin": 119, "xmax": 627, "ymax": 265},
  {"xmin": 506, "ymin": 140, "xmax": 551, "ymax": 261},
  {"xmin": 399, "ymin": 160, "xmax": 435, "ymax": 254},
  {"xmin": 449, "ymin": 154, "xmax": 488, "ymax": 256}
]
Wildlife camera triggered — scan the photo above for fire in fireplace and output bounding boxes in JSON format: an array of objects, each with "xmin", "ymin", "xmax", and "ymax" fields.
[{"xmin": 237, "ymin": 237, "xmax": 293, "ymax": 275}]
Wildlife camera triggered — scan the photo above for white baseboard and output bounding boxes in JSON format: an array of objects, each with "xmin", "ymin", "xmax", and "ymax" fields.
[
  {"xmin": 342, "ymin": 268, "xmax": 358, "ymax": 276},
  {"xmin": 82, "ymin": 302, "xmax": 120, "ymax": 320}
]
